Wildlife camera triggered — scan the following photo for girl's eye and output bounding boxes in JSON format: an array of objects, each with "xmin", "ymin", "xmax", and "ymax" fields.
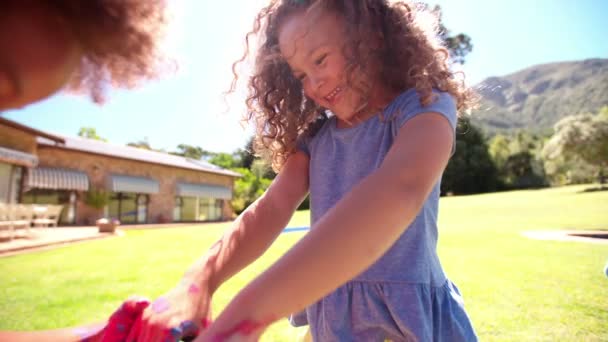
[{"xmin": 315, "ymin": 54, "xmax": 327, "ymax": 66}]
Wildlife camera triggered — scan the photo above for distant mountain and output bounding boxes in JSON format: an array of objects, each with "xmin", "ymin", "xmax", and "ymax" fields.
[{"xmin": 470, "ymin": 58, "xmax": 608, "ymax": 135}]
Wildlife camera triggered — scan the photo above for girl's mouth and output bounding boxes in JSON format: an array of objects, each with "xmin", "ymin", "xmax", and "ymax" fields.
[{"xmin": 324, "ymin": 86, "xmax": 342, "ymax": 103}]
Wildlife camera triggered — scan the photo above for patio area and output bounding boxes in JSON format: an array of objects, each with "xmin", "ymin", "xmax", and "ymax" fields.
[
  {"xmin": 0, "ymin": 222, "xmax": 213, "ymax": 257},
  {"xmin": 0, "ymin": 227, "xmax": 116, "ymax": 257}
]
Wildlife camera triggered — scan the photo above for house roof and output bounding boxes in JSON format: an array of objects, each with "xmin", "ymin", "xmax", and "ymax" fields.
[
  {"xmin": 37, "ymin": 135, "xmax": 241, "ymax": 178},
  {"xmin": 0, "ymin": 117, "xmax": 65, "ymax": 143}
]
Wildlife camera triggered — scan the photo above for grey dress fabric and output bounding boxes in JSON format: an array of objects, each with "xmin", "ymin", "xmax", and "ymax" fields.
[{"xmin": 291, "ymin": 89, "xmax": 477, "ymax": 341}]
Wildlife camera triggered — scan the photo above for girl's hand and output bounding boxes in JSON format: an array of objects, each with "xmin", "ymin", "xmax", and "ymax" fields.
[{"xmin": 133, "ymin": 281, "xmax": 213, "ymax": 342}]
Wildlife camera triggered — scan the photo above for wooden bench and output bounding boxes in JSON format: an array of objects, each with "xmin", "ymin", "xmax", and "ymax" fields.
[{"xmin": 0, "ymin": 204, "xmax": 63, "ymax": 240}]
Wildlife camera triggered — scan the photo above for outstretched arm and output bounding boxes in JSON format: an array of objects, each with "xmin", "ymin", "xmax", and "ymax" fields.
[
  {"xmin": 137, "ymin": 151, "xmax": 310, "ymax": 341},
  {"xmin": 197, "ymin": 112, "xmax": 455, "ymax": 341},
  {"xmin": 192, "ymin": 151, "xmax": 311, "ymax": 294},
  {"xmin": 0, "ymin": 323, "xmax": 104, "ymax": 342}
]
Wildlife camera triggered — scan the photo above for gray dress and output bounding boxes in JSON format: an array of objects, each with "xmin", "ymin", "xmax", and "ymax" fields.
[{"xmin": 292, "ymin": 89, "xmax": 478, "ymax": 341}]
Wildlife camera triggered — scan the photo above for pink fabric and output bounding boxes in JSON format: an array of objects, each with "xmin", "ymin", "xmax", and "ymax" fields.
[
  {"xmin": 78, "ymin": 297, "xmax": 202, "ymax": 342},
  {"xmin": 99, "ymin": 298, "xmax": 150, "ymax": 342}
]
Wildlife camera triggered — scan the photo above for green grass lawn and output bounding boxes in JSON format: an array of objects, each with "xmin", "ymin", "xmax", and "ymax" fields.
[{"xmin": 1, "ymin": 184, "xmax": 607, "ymax": 341}]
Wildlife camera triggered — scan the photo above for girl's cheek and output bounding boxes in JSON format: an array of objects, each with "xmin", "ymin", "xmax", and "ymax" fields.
[{"xmin": 304, "ymin": 83, "xmax": 324, "ymax": 105}]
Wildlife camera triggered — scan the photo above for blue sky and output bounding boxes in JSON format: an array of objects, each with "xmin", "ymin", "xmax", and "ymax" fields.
[{"xmin": 3, "ymin": 0, "xmax": 607, "ymax": 153}]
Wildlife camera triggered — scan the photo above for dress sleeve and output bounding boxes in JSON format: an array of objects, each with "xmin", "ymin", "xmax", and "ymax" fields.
[
  {"xmin": 296, "ymin": 136, "xmax": 310, "ymax": 156},
  {"xmin": 386, "ymin": 88, "xmax": 459, "ymax": 154},
  {"xmin": 387, "ymin": 88, "xmax": 458, "ymax": 131}
]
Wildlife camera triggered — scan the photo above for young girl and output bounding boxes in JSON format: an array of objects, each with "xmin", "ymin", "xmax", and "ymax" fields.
[{"xmin": 175, "ymin": 0, "xmax": 479, "ymax": 341}]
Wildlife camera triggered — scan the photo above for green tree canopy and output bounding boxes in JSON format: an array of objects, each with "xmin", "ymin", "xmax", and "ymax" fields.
[
  {"xmin": 171, "ymin": 144, "xmax": 210, "ymax": 160},
  {"xmin": 488, "ymin": 134, "xmax": 510, "ymax": 170},
  {"xmin": 127, "ymin": 138, "xmax": 153, "ymax": 150},
  {"xmin": 208, "ymin": 153, "xmax": 240, "ymax": 169},
  {"xmin": 432, "ymin": 5, "xmax": 473, "ymax": 64},
  {"xmin": 542, "ymin": 110, "xmax": 608, "ymax": 186},
  {"xmin": 442, "ymin": 117, "xmax": 501, "ymax": 195},
  {"xmin": 78, "ymin": 127, "xmax": 106, "ymax": 142},
  {"xmin": 234, "ymin": 136, "xmax": 255, "ymax": 170}
]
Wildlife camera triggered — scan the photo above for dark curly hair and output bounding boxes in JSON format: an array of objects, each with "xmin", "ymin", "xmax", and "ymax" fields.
[
  {"xmin": 43, "ymin": 0, "xmax": 170, "ymax": 103},
  {"xmin": 232, "ymin": 0, "xmax": 476, "ymax": 171}
]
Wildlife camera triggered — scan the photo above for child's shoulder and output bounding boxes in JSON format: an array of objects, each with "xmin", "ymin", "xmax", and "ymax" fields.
[
  {"xmin": 384, "ymin": 88, "xmax": 457, "ymax": 129},
  {"xmin": 386, "ymin": 88, "xmax": 455, "ymax": 113}
]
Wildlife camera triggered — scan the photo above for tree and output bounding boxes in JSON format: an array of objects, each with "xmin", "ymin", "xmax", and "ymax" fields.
[
  {"xmin": 441, "ymin": 117, "xmax": 501, "ymax": 195},
  {"xmin": 502, "ymin": 151, "xmax": 547, "ymax": 189},
  {"xmin": 208, "ymin": 153, "xmax": 240, "ymax": 169},
  {"xmin": 432, "ymin": 5, "xmax": 473, "ymax": 64},
  {"xmin": 509, "ymin": 131, "xmax": 542, "ymax": 156},
  {"xmin": 78, "ymin": 127, "xmax": 106, "ymax": 141},
  {"xmin": 488, "ymin": 134, "xmax": 511, "ymax": 170},
  {"xmin": 234, "ymin": 136, "xmax": 255, "ymax": 170},
  {"xmin": 543, "ymin": 154, "xmax": 596, "ymax": 186},
  {"xmin": 542, "ymin": 111, "xmax": 608, "ymax": 187},
  {"xmin": 127, "ymin": 137, "xmax": 153, "ymax": 150},
  {"xmin": 489, "ymin": 132, "xmax": 548, "ymax": 189},
  {"xmin": 230, "ymin": 163, "xmax": 272, "ymax": 214},
  {"xmin": 600, "ymin": 106, "xmax": 608, "ymax": 120},
  {"xmin": 171, "ymin": 144, "xmax": 210, "ymax": 160}
]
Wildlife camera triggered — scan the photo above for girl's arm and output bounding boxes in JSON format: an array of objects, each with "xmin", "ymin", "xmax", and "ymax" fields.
[
  {"xmin": 137, "ymin": 151, "xmax": 310, "ymax": 340},
  {"xmin": 198, "ymin": 112, "xmax": 455, "ymax": 340},
  {"xmin": 0, "ymin": 322, "xmax": 106, "ymax": 342},
  {"xmin": 195, "ymin": 150, "xmax": 311, "ymax": 293}
]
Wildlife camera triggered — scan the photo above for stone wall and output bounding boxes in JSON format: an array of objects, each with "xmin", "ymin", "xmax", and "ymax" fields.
[{"xmin": 36, "ymin": 146, "xmax": 236, "ymax": 225}]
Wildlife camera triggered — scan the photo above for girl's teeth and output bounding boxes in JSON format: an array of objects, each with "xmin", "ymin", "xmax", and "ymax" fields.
[{"xmin": 326, "ymin": 87, "xmax": 341, "ymax": 101}]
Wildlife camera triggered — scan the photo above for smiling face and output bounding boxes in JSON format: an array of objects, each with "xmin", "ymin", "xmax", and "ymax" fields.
[
  {"xmin": 278, "ymin": 9, "xmax": 381, "ymax": 127},
  {"xmin": 0, "ymin": 2, "xmax": 81, "ymax": 111}
]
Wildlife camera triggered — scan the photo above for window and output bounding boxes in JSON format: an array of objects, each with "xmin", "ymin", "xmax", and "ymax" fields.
[
  {"xmin": 175, "ymin": 196, "xmax": 222, "ymax": 222},
  {"xmin": 173, "ymin": 196, "xmax": 182, "ymax": 221},
  {"xmin": 136, "ymin": 194, "xmax": 147, "ymax": 223},
  {"xmin": 181, "ymin": 196, "xmax": 197, "ymax": 221},
  {"xmin": 199, "ymin": 197, "xmax": 222, "ymax": 221},
  {"xmin": 108, "ymin": 193, "xmax": 148, "ymax": 224}
]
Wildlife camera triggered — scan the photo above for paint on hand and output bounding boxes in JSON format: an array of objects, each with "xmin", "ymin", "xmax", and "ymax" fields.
[
  {"xmin": 188, "ymin": 283, "xmax": 201, "ymax": 294},
  {"xmin": 151, "ymin": 297, "xmax": 171, "ymax": 314}
]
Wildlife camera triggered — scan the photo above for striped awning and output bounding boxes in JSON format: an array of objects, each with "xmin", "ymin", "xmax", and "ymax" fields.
[
  {"xmin": 27, "ymin": 167, "xmax": 89, "ymax": 191},
  {"xmin": 0, "ymin": 146, "xmax": 38, "ymax": 168},
  {"xmin": 176, "ymin": 182, "xmax": 232, "ymax": 199},
  {"xmin": 108, "ymin": 174, "xmax": 159, "ymax": 194}
]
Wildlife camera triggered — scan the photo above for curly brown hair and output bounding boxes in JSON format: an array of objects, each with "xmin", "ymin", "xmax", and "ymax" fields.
[
  {"xmin": 46, "ymin": 0, "xmax": 170, "ymax": 103},
  {"xmin": 232, "ymin": 0, "xmax": 476, "ymax": 171}
]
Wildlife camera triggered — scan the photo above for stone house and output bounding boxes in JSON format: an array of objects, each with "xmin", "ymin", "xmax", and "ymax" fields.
[{"xmin": 0, "ymin": 117, "xmax": 240, "ymax": 225}]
